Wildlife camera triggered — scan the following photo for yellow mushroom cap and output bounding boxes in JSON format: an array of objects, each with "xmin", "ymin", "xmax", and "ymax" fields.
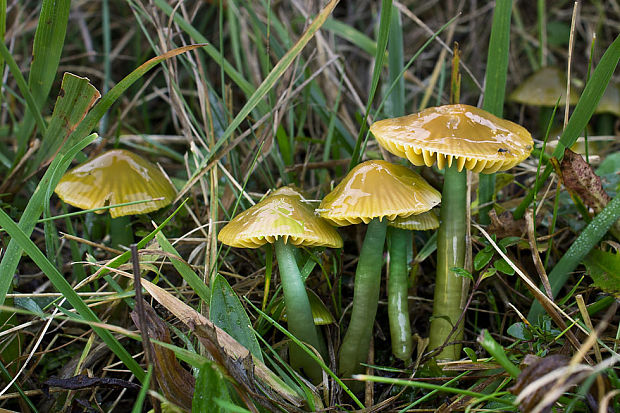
[
  {"xmin": 369, "ymin": 104, "xmax": 533, "ymax": 174},
  {"xmin": 509, "ymin": 66, "xmax": 579, "ymax": 106},
  {"xmin": 317, "ymin": 160, "xmax": 441, "ymax": 226},
  {"xmin": 388, "ymin": 209, "xmax": 439, "ymax": 231},
  {"xmin": 595, "ymin": 82, "xmax": 620, "ymax": 116},
  {"xmin": 218, "ymin": 192, "xmax": 343, "ymax": 249},
  {"xmin": 55, "ymin": 149, "xmax": 176, "ymax": 218}
]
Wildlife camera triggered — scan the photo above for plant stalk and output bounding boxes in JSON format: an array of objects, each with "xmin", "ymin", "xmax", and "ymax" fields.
[
  {"xmin": 274, "ymin": 238, "xmax": 323, "ymax": 383},
  {"xmin": 339, "ymin": 218, "xmax": 387, "ymax": 379},
  {"xmin": 387, "ymin": 227, "xmax": 413, "ymax": 362},
  {"xmin": 429, "ymin": 164, "xmax": 467, "ymax": 360}
]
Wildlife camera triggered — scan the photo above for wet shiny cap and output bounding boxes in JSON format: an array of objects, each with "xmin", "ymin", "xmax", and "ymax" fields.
[
  {"xmin": 595, "ymin": 82, "xmax": 620, "ymax": 116},
  {"xmin": 370, "ymin": 104, "xmax": 533, "ymax": 174},
  {"xmin": 509, "ymin": 66, "xmax": 579, "ymax": 106},
  {"xmin": 388, "ymin": 209, "xmax": 439, "ymax": 231},
  {"xmin": 218, "ymin": 192, "xmax": 342, "ymax": 249},
  {"xmin": 317, "ymin": 160, "xmax": 441, "ymax": 226},
  {"xmin": 55, "ymin": 149, "xmax": 176, "ymax": 218}
]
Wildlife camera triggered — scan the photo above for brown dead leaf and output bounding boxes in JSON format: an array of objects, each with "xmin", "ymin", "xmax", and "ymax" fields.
[
  {"xmin": 561, "ymin": 148, "xmax": 611, "ymax": 213},
  {"xmin": 488, "ymin": 209, "xmax": 526, "ymax": 238},
  {"xmin": 510, "ymin": 354, "xmax": 571, "ymax": 413},
  {"xmin": 130, "ymin": 303, "xmax": 195, "ymax": 412}
]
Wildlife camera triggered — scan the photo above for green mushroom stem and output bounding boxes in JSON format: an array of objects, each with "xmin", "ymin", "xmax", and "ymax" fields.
[
  {"xmin": 274, "ymin": 238, "xmax": 325, "ymax": 382},
  {"xmin": 428, "ymin": 164, "xmax": 467, "ymax": 360},
  {"xmin": 387, "ymin": 226, "xmax": 413, "ymax": 363},
  {"xmin": 339, "ymin": 218, "xmax": 388, "ymax": 379}
]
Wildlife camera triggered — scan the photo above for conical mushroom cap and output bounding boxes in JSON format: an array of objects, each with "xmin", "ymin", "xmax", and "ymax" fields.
[
  {"xmin": 55, "ymin": 149, "xmax": 176, "ymax": 218},
  {"xmin": 388, "ymin": 209, "xmax": 439, "ymax": 231},
  {"xmin": 317, "ymin": 160, "xmax": 441, "ymax": 226},
  {"xmin": 370, "ymin": 104, "xmax": 533, "ymax": 174},
  {"xmin": 595, "ymin": 82, "xmax": 620, "ymax": 116},
  {"xmin": 509, "ymin": 66, "xmax": 579, "ymax": 106},
  {"xmin": 218, "ymin": 193, "xmax": 342, "ymax": 249}
]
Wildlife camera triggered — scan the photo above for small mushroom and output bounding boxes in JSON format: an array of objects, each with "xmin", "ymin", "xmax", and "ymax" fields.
[
  {"xmin": 55, "ymin": 149, "xmax": 176, "ymax": 248},
  {"xmin": 509, "ymin": 66, "xmax": 579, "ymax": 107},
  {"xmin": 55, "ymin": 149, "xmax": 176, "ymax": 218},
  {"xmin": 218, "ymin": 187, "xmax": 342, "ymax": 383},
  {"xmin": 317, "ymin": 160, "xmax": 440, "ymax": 378},
  {"xmin": 371, "ymin": 105, "xmax": 532, "ymax": 360}
]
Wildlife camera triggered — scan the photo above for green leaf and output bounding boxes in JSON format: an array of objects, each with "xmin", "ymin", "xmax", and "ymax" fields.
[
  {"xmin": 192, "ymin": 362, "xmax": 230, "ymax": 413},
  {"xmin": 494, "ymin": 259, "xmax": 515, "ymax": 275},
  {"xmin": 452, "ymin": 267, "xmax": 473, "ymax": 281},
  {"xmin": 463, "ymin": 347, "xmax": 478, "ymax": 362},
  {"xmin": 583, "ymin": 249, "xmax": 620, "ymax": 297},
  {"xmin": 210, "ymin": 275, "xmax": 263, "ymax": 362},
  {"xmin": 507, "ymin": 322, "xmax": 533, "ymax": 340},
  {"xmin": 474, "ymin": 248, "xmax": 494, "ymax": 271}
]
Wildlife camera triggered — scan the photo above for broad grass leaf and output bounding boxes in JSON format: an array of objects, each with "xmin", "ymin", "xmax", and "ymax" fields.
[{"xmin": 210, "ymin": 275, "xmax": 263, "ymax": 362}]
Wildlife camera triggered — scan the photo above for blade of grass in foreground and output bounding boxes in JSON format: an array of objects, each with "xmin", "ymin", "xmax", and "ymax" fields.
[
  {"xmin": 479, "ymin": 0, "xmax": 512, "ymax": 225},
  {"xmin": 514, "ymin": 33, "xmax": 620, "ymax": 220},
  {"xmin": 0, "ymin": 45, "xmax": 203, "ymax": 308},
  {"xmin": 353, "ymin": 374, "xmax": 514, "ymax": 406},
  {"xmin": 528, "ymin": 193, "xmax": 620, "ymax": 322}
]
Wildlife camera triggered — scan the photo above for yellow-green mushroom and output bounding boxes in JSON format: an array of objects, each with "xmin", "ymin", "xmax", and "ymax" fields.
[{"xmin": 218, "ymin": 188, "xmax": 341, "ymax": 383}]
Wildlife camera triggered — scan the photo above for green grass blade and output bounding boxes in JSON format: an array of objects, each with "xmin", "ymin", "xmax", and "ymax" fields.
[
  {"xmin": 323, "ymin": 18, "xmax": 377, "ymax": 57},
  {"xmin": 0, "ymin": 199, "xmax": 145, "ymax": 381},
  {"xmin": 349, "ymin": 0, "xmax": 392, "ymax": 169},
  {"xmin": 514, "ymin": 33, "xmax": 620, "ymax": 219},
  {"xmin": 528, "ymin": 193, "xmax": 620, "ymax": 322},
  {"xmin": 0, "ymin": 42, "xmax": 47, "ymax": 138},
  {"xmin": 14, "ymin": 0, "xmax": 70, "ymax": 161},
  {"xmin": 131, "ymin": 366, "xmax": 153, "ymax": 413},
  {"xmin": 387, "ymin": 8, "xmax": 405, "ymax": 118},
  {"xmin": 479, "ymin": 0, "xmax": 512, "ymax": 225}
]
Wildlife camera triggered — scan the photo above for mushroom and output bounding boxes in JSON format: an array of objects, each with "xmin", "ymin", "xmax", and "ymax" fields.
[
  {"xmin": 317, "ymin": 160, "xmax": 440, "ymax": 378},
  {"xmin": 386, "ymin": 210, "xmax": 439, "ymax": 362},
  {"xmin": 370, "ymin": 104, "xmax": 532, "ymax": 360},
  {"xmin": 55, "ymin": 149, "xmax": 176, "ymax": 248},
  {"xmin": 218, "ymin": 187, "xmax": 342, "ymax": 382},
  {"xmin": 509, "ymin": 66, "xmax": 579, "ymax": 107},
  {"xmin": 509, "ymin": 66, "xmax": 580, "ymax": 136}
]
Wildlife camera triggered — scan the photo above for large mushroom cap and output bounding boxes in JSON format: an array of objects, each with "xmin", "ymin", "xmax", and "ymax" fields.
[
  {"xmin": 388, "ymin": 209, "xmax": 439, "ymax": 231},
  {"xmin": 317, "ymin": 160, "xmax": 441, "ymax": 226},
  {"xmin": 55, "ymin": 149, "xmax": 176, "ymax": 218},
  {"xmin": 218, "ymin": 192, "xmax": 342, "ymax": 249},
  {"xmin": 370, "ymin": 104, "xmax": 533, "ymax": 174},
  {"xmin": 509, "ymin": 66, "xmax": 580, "ymax": 106}
]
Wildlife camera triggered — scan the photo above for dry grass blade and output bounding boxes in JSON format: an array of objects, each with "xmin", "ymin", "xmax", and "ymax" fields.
[{"xmin": 117, "ymin": 272, "xmax": 304, "ymax": 408}]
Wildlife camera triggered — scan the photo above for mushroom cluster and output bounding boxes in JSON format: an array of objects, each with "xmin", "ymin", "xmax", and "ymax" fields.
[{"xmin": 371, "ymin": 104, "xmax": 533, "ymax": 360}]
